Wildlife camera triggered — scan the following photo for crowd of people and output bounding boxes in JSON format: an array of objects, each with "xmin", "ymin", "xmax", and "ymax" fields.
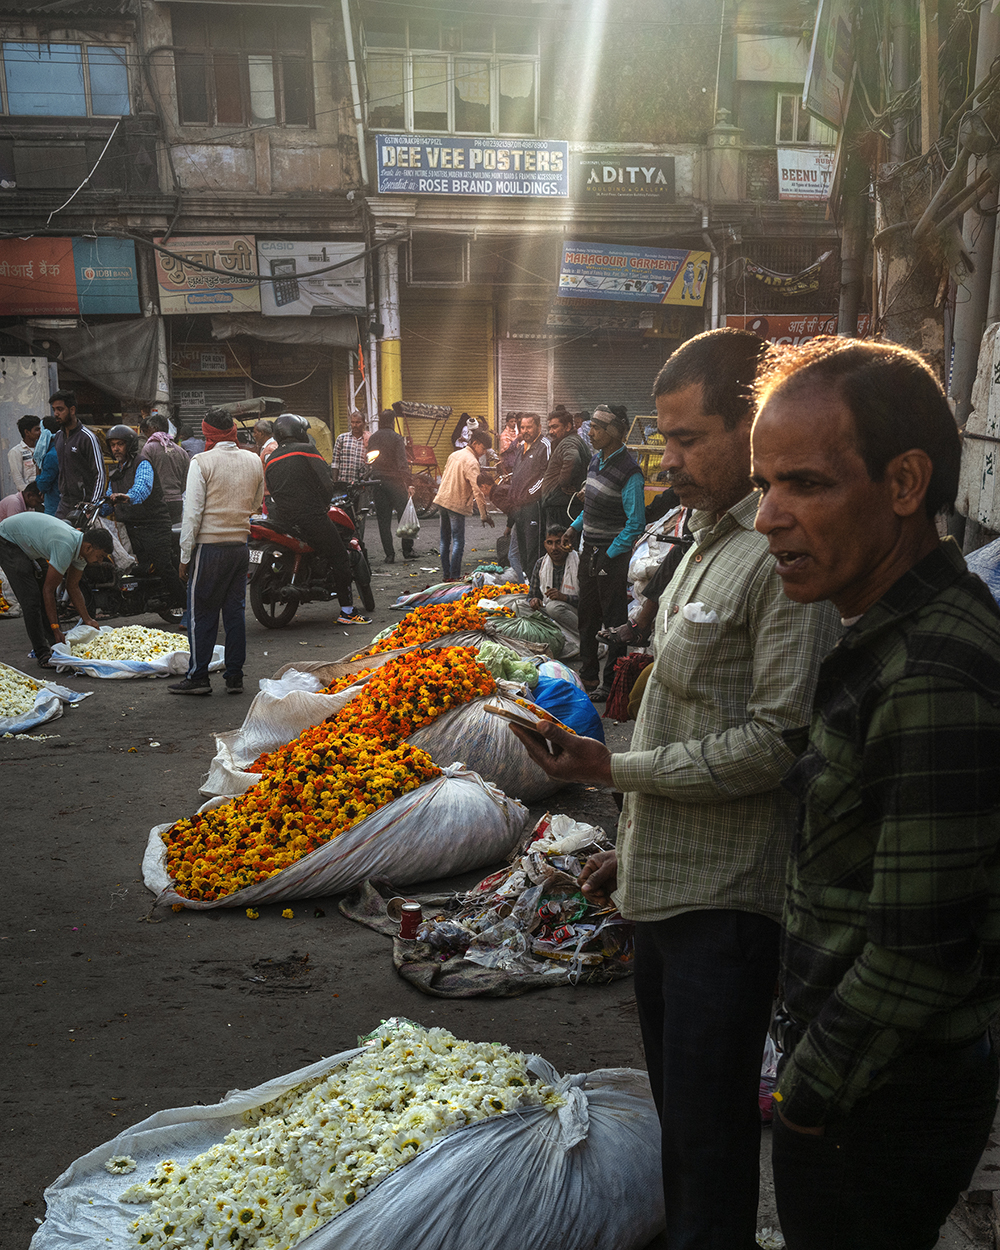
[{"xmin": 5, "ymin": 331, "xmax": 1000, "ymax": 1250}]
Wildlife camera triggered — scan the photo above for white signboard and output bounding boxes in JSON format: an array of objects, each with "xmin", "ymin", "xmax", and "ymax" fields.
[
  {"xmin": 777, "ymin": 148, "xmax": 834, "ymax": 201},
  {"xmin": 257, "ymin": 240, "xmax": 365, "ymax": 317}
]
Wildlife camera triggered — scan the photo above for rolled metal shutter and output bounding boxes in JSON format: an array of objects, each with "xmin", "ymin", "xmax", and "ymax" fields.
[
  {"xmin": 254, "ymin": 369, "xmax": 331, "ymax": 427},
  {"xmin": 173, "ymin": 378, "xmax": 251, "ymax": 429},
  {"xmin": 400, "ymin": 300, "xmax": 492, "ymax": 468},
  {"xmin": 498, "ymin": 339, "xmax": 550, "ymax": 418},
  {"xmin": 551, "ymin": 338, "xmax": 672, "ymax": 419}
]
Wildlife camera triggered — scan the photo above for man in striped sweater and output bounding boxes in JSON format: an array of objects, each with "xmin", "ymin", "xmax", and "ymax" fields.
[
  {"xmin": 169, "ymin": 409, "xmax": 263, "ymax": 696},
  {"xmin": 50, "ymin": 389, "xmax": 107, "ymax": 521}
]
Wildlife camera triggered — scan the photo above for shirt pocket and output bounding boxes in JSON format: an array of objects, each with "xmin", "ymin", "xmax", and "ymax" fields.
[{"xmin": 658, "ymin": 606, "xmax": 748, "ymax": 699}]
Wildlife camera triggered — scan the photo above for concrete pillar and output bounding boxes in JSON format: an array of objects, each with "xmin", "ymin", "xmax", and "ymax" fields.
[
  {"xmin": 377, "ymin": 242, "xmax": 402, "ymax": 408},
  {"xmin": 706, "ymin": 109, "xmax": 743, "ymax": 204}
]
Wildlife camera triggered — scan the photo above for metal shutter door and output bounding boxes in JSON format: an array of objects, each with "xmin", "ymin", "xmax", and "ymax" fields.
[
  {"xmin": 498, "ymin": 339, "xmax": 550, "ymax": 416},
  {"xmin": 174, "ymin": 378, "xmax": 251, "ymax": 428},
  {"xmin": 551, "ymin": 338, "xmax": 671, "ymax": 419}
]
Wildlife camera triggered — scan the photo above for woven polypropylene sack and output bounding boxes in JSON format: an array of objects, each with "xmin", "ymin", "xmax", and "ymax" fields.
[
  {"xmin": 143, "ymin": 765, "xmax": 528, "ymax": 908},
  {"xmin": 30, "ymin": 1049, "xmax": 663, "ymax": 1250}
]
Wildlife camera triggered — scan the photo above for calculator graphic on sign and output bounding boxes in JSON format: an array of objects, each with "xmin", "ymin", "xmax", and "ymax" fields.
[{"xmin": 269, "ymin": 258, "xmax": 300, "ymax": 307}]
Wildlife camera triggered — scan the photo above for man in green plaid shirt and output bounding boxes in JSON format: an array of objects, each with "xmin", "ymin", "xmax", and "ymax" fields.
[
  {"xmin": 752, "ymin": 338, "xmax": 1000, "ymax": 1250},
  {"xmin": 514, "ymin": 328, "xmax": 841, "ymax": 1249}
]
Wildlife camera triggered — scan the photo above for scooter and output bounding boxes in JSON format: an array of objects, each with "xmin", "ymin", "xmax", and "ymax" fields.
[{"xmin": 248, "ymin": 475, "xmax": 376, "ymax": 628}]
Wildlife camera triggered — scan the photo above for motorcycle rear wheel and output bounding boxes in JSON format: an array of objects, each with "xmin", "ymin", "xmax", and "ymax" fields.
[
  {"xmin": 250, "ymin": 565, "xmax": 299, "ymax": 628},
  {"xmin": 157, "ymin": 606, "xmax": 185, "ymax": 626}
]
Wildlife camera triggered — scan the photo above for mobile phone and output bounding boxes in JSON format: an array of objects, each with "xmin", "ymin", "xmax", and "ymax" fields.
[{"xmin": 483, "ymin": 704, "xmax": 557, "ymax": 754}]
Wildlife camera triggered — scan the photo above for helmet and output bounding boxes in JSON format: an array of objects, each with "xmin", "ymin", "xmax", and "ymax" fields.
[
  {"xmin": 106, "ymin": 424, "xmax": 139, "ymax": 458},
  {"xmin": 272, "ymin": 413, "xmax": 309, "ymax": 445}
]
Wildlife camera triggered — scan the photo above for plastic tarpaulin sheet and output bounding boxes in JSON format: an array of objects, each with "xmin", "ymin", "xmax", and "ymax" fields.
[
  {"xmin": 143, "ymin": 765, "xmax": 528, "ymax": 908},
  {"xmin": 50, "ymin": 624, "xmax": 223, "ymax": 680},
  {"xmin": 30, "ymin": 1043, "xmax": 663, "ymax": 1250},
  {"xmin": 0, "ymin": 663, "xmax": 90, "ymax": 734},
  {"xmin": 9, "ymin": 318, "xmax": 160, "ymax": 404}
]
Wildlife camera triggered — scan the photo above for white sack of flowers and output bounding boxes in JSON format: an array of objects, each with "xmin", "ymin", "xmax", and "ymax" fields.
[
  {"xmin": 50, "ymin": 624, "xmax": 224, "ymax": 680},
  {"xmin": 408, "ymin": 686, "xmax": 564, "ymax": 803},
  {"xmin": 201, "ymin": 674, "xmax": 365, "ymax": 798},
  {"xmin": 145, "ymin": 765, "xmax": 528, "ymax": 908},
  {"xmin": 30, "ymin": 1022, "xmax": 664, "ymax": 1250},
  {"xmin": 0, "ymin": 661, "xmax": 91, "ymax": 735}
]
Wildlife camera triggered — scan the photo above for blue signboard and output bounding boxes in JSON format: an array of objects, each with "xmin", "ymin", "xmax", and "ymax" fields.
[
  {"xmin": 72, "ymin": 237, "xmax": 139, "ymax": 314},
  {"xmin": 376, "ymin": 135, "xmax": 569, "ymax": 197},
  {"xmin": 559, "ymin": 241, "xmax": 712, "ymax": 306}
]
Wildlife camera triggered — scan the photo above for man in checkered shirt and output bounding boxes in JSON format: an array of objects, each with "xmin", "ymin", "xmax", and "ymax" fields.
[
  {"xmin": 514, "ymin": 329, "xmax": 840, "ymax": 1248},
  {"xmin": 331, "ymin": 411, "xmax": 369, "ymax": 484}
]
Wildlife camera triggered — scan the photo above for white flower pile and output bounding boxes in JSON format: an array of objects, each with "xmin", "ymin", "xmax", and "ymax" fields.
[
  {"xmin": 0, "ymin": 663, "xmax": 40, "ymax": 717},
  {"xmin": 121, "ymin": 1025, "xmax": 562, "ymax": 1250},
  {"xmin": 71, "ymin": 626, "xmax": 188, "ymax": 661}
]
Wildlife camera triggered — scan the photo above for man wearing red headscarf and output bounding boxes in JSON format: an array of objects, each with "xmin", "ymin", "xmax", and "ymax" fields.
[{"xmin": 169, "ymin": 409, "xmax": 263, "ymax": 696}]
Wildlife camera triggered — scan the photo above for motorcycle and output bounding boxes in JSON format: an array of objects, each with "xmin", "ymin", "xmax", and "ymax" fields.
[
  {"xmin": 248, "ymin": 473, "xmax": 377, "ymax": 629},
  {"xmin": 66, "ymin": 502, "xmax": 185, "ymax": 626}
]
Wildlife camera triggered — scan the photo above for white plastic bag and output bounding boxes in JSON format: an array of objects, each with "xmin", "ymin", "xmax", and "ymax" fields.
[
  {"xmin": 0, "ymin": 663, "xmax": 91, "ymax": 735},
  {"xmin": 395, "ymin": 495, "xmax": 420, "ymax": 539},
  {"xmin": 50, "ymin": 624, "xmax": 224, "ymax": 680},
  {"xmin": 30, "ymin": 1045, "xmax": 663, "ymax": 1250},
  {"xmin": 144, "ymin": 764, "xmax": 528, "ymax": 908}
]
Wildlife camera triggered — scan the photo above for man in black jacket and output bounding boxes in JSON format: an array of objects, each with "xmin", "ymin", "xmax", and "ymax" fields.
[
  {"xmin": 263, "ymin": 414, "xmax": 370, "ymax": 624},
  {"xmin": 50, "ymin": 389, "xmax": 107, "ymax": 520},
  {"xmin": 103, "ymin": 424, "xmax": 186, "ymax": 610}
]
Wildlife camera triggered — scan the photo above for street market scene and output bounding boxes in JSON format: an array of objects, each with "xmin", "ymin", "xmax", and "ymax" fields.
[{"xmin": 6, "ymin": 1, "xmax": 1000, "ymax": 1249}]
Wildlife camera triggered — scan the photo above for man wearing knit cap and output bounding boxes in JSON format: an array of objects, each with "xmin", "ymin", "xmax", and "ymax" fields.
[{"xmin": 169, "ymin": 408, "xmax": 263, "ymax": 696}]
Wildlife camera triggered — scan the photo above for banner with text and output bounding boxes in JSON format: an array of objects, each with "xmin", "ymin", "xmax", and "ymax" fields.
[
  {"xmin": 726, "ymin": 313, "xmax": 871, "ymax": 343},
  {"xmin": 559, "ymin": 241, "xmax": 711, "ymax": 305},
  {"xmin": 573, "ymin": 152, "xmax": 675, "ymax": 202},
  {"xmin": 777, "ymin": 147, "xmax": 834, "ymax": 200},
  {"xmin": 257, "ymin": 240, "xmax": 365, "ymax": 316},
  {"xmin": 155, "ymin": 235, "xmax": 260, "ymax": 315},
  {"xmin": 0, "ymin": 237, "xmax": 138, "ymax": 316},
  {"xmin": 376, "ymin": 135, "xmax": 569, "ymax": 197}
]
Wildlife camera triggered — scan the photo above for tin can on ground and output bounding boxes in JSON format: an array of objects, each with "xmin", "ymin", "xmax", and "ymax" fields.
[{"xmin": 399, "ymin": 902, "xmax": 423, "ymax": 939}]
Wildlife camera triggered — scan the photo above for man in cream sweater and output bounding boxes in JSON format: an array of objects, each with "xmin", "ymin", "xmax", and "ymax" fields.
[{"xmin": 170, "ymin": 409, "xmax": 264, "ymax": 696}]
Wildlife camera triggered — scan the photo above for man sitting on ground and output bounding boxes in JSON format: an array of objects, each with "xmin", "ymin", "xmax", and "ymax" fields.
[{"xmin": 528, "ymin": 525, "xmax": 580, "ymax": 658}]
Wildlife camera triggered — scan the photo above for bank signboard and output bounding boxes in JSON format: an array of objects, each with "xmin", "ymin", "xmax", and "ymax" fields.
[
  {"xmin": 726, "ymin": 313, "xmax": 871, "ymax": 343},
  {"xmin": 573, "ymin": 152, "xmax": 675, "ymax": 202},
  {"xmin": 375, "ymin": 135, "xmax": 569, "ymax": 197},
  {"xmin": 0, "ymin": 237, "xmax": 138, "ymax": 315},
  {"xmin": 559, "ymin": 241, "xmax": 711, "ymax": 306}
]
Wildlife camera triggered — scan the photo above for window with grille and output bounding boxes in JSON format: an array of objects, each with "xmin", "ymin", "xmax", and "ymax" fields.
[
  {"xmin": 0, "ymin": 42, "xmax": 129, "ymax": 116},
  {"xmin": 364, "ymin": 13, "xmax": 537, "ymax": 136},
  {"xmin": 171, "ymin": 5, "xmax": 312, "ymax": 128}
]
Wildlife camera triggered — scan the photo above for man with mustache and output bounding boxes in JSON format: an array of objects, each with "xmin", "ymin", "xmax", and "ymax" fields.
[
  {"xmin": 513, "ymin": 328, "xmax": 840, "ymax": 1249},
  {"xmin": 752, "ymin": 338, "xmax": 1000, "ymax": 1250}
]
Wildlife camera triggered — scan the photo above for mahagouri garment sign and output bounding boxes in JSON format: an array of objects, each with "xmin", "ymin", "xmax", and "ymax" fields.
[
  {"xmin": 257, "ymin": 241, "xmax": 365, "ymax": 316},
  {"xmin": 558, "ymin": 242, "xmax": 711, "ymax": 305},
  {"xmin": 0, "ymin": 237, "xmax": 138, "ymax": 315},
  {"xmin": 376, "ymin": 135, "xmax": 569, "ymax": 197}
]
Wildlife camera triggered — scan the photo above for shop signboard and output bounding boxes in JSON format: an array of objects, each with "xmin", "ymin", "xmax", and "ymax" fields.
[
  {"xmin": 573, "ymin": 152, "xmax": 674, "ymax": 202},
  {"xmin": 777, "ymin": 147, "xmax": 834, "ymax": 200},
  {"xmin": 558, "ymin": 241, "xmax": 711, "ymax": 306},
  {"xmin": 725, "ymin": 313, "xmax": 871, "ymax": 343},
  {"xmin": 0, "ymin": 236, "xmax": 138, "ymax": 315},
  {"xmin": 804, "ymin": 0, "xmax": 853, "ymax": 130},
  {"xmin": 257, "ymin": 240, "xmax": 365, "ymax": 316},
  {"xmin": 154, "ymin": 235, "xmax": 260, "ymax": 315},
  {"xmin": 376, "ymin": 135, "xmax": 569, "ymax": 197},
  {"xmin": 170, "ymin": 344, "xmax": 243, "ymax": 377}
]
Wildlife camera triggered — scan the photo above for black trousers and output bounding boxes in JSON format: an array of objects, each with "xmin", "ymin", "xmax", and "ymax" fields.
[
  {"xmin": 577, "ymin": 541, "xmax": 630, "ymax": 687},
  {"xmin": 0, "ymin": 537, "xmax": 50, "ymax": 662},
  {"xmin": 371, "ymin": 479, "xmax": 414, "ymax": 560},
  {"xmin": 635, "ymin": 910, "xmax": 780, "ymax": 1250},
  {"xmin": 283, "ymin": 511, "xmax": 354, "ymax": 607},
  {"xmin": 126, "ymin": 521, "xmax": 185, "ymax": 609},
  {"xmin": 514, "ymin": 500, "xmax": 542, "ymax": 575}
]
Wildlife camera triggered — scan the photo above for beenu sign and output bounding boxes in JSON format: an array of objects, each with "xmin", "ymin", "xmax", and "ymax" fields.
[{"xmin": 376, "ymin": 135, "xmax": 569, "ymax": 197}]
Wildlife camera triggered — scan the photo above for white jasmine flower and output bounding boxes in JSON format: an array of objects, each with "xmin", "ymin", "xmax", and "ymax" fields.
[{"xmin": 104, "ymin": 1155, "xmax": 138, "ymax": 1175}]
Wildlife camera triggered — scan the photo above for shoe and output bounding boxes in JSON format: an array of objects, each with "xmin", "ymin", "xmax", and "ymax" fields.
[
  {"xmin": 37, "ymin": 656, "xmax": 56, "ymax": 670},
  {"xmin": 337, "ymin": 611, "xmax": 372, "ymax": 625},
  {"xmin": 589, "ymin": 687, "xmax": 610, "ymax": 703},
  {"xmin": 403, "ymin": 551, "xmax": 417, "ymax": 561},
  {"xmin": 383, "ymin": 554, "xmax": 396, "ymax": 564},
  {"xmin": 225, "ymin": 676, "xmax": 244, "ymax": 695},
  {"xmin": 168, "ymin": 677, "xmax": 212, "ymax": 696}
]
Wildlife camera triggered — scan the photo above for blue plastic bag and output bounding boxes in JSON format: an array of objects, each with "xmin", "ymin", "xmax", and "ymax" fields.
[{"xmin": 530, "ymin": 674, "xmax": 605, "ymax": 743}]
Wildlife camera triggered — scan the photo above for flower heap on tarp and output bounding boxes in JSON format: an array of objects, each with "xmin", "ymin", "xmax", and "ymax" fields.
[
  {"xmin": 368, "ymin": 589, "xmax": 521, "ymax": 654},
  {"xmin": 251, "ymin": 648, "xmax": 496, "ymax": 774},
  {"xmin": 71, "ymin": 625, "xmax": 188, "ymax": 661},
  {"xmin": 474, "ymin": 582, "xmax": 528, "ymax": 599},
  {"xmin": 120, "ymin": 1023, "xmax": 563, "ymax": 1250},
  {"xmin": 164, "ymin": 736, "xmax": 439, "ymax": 901},
  {"xmin": 0, "ymin": 663, "xmax": 40, "ymax": 717}
]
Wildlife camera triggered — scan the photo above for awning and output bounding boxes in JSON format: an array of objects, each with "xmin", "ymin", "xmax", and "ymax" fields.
[{"xmin": 211, "ymin": 314, "xmax": 359, "ymax": 349}]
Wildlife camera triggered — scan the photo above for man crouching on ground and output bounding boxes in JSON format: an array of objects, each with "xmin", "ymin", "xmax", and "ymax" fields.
[{"xmin": 752, "ymin": 337, "xmax": 1000, "ymax": 1250}]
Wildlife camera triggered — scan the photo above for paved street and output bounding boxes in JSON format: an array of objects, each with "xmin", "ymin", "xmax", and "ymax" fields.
[{"xmin": 3, "ymin": 520, "xmax": 992, "ymax": 1248}]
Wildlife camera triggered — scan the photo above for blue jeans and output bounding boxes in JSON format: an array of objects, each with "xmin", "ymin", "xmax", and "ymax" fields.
[
  {"xmin": 438, "ymin": 507, "xmax": 466, "ymax": 580},
  {"xmin": 634, "ymin": 910, "xmax": 780, "ymax": 1250},
  {"xmin": 186, "ymin": 542, "xmax": 249, "ymax": 681},
  {"xmin": 773, "ymin": 1036, "xmax": 999, "ymax": 1249}
]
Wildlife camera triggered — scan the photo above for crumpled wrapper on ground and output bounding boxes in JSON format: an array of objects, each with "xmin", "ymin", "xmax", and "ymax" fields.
[{"xmin": 144, "ymin": 764, "xmax": 528, "ymax": 909}]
